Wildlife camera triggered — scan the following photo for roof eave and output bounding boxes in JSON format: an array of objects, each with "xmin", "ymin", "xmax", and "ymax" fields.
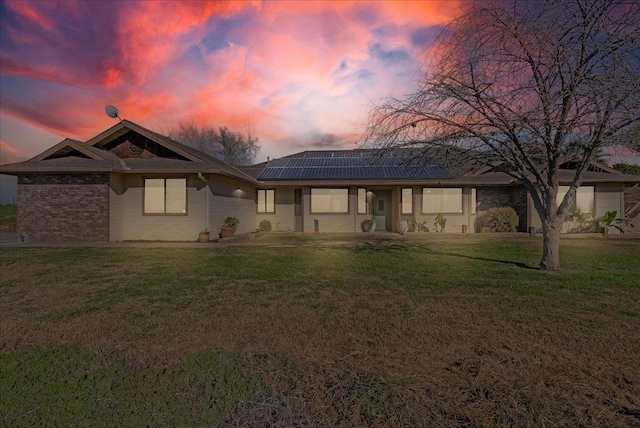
[{"xmin": 0, "ymin": 167, "xmax": 116, "ymax": 174}]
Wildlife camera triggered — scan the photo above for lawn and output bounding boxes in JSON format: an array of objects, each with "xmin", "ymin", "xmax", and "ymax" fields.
[
  {"xmin": 1, "ymin": 235, "xmax": 639, "ymax": 426},
  {"xmin": 0, "ymin": 204, "xmax": 16, "ymax": 231}
]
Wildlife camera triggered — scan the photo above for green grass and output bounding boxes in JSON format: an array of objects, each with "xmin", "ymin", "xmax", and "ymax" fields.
[
  {"xmin": 0, "ymin": 346, "xmax": 263, "ymax": 427},
  {"xmin": 1, "ymin": 235, "xmax": 639, "ymax": 426},
  {"xmin": 0, "ymin": 204, "xmax": 16, "ymax": 230}
]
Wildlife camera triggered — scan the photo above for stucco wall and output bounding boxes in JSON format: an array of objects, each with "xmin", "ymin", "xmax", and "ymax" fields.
[
  {"xmin": 528, "ymin": 183, "xmax": 625, "ymax": 234},
  {"xmin": 119, "ymin": 174, "xmax": 205, "ymax": 241},
  {"xmin": 303, "ymin": 187, "xmax": 363, "ymax": 233},
  {"xmin": 208, "ymin": 175, "xmax": 256, "ymax": 236},
  {"xmin": 17, "ymin": 173, "xmax": 110, "ymax": 242},
  {"xmin": 109, "ymin": 174, "xmax": 125, "ymax": 241},
  {"xmin": 398, "ymin": 186, "xmax": 475, "ymax": 233},
  {"xmin": 255, "ymin": 187, "xmax": 296, "ymax": 232}
]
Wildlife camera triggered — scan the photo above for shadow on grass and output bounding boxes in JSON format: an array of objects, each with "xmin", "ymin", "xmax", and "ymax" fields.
[
  {"xmin": 357, "ymin": 241, "xmax": 539, "ymax": 270},
  {"xmin": 423, "ymin": 248, "xmax": 540, "ymax": 270}
]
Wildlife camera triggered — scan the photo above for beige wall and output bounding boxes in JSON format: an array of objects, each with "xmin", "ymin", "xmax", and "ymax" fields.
[
  {"xmin": 118, "ymin": 174, "xmax": 205, "ymax": 241},
  {"xmin": 208, "ymin": 175, "xmax": 256, "ymax": 235},
  {"xmin": 398, "ymin": 186, "xmax": 475, "ymax": 233},
  {"xmin": 594, "ymin": 183, "xmax": 624, "ymax": 217},
  {"xmin": 110, "ymin": 173, "xmax": 257, "ymax": 241},
  {"xmin": 256, "ymin": 187, "xmax": 296, "ymax": 232},
  {"xmin": 299, "ymin": 185, "xmax": 477, "ymax": 234},
  {"xmin": 528, "ymin": 183, "xmax": 625, "ymax": 233},
  {"xmin": 302, "ymin": 186, "xmax": 370, "ymax": 233},
  {"xmin": 109, "ymin": 174, "xmax": 125, "ymax": 241}
]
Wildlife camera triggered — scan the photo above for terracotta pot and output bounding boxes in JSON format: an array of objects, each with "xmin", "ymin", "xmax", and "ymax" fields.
[
  {"xmin": 198, "ymin": 232, "xmax": 210, "ymax": 243},
  {"xmin": 220, "ymin": 226, "xmax": 236, "ymax": 238}
]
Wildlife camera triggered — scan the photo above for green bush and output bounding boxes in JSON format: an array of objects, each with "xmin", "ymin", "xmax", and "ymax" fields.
[
  {"xmin": 481, "ymin": 207, "xmax": 519, "ymax": 232},
  {"xmin": 258, "ymin": 219, "xmax": 272, "ymax": 232}
]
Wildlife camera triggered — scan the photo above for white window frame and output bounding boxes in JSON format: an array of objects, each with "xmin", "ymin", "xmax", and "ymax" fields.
[
  {"xmin": 144, "ymin": 178, "xmax": 187, "ymax": 215},
  {"xmin": 257, "ymin": 189, "xmax": 275, "ymax": 213}
]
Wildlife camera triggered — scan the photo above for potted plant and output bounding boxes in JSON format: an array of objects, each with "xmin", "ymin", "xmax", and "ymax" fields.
[
  {"xmin": 360, "ymin": 218, "xmax": 375, "ymax": 233},
  {"xmin": 198, "ymin": 227, "xmax": 210, "ymax": 243},
  {"xmin": 220, "ymin": 216, "xmax": 240, "ymax": 238}
]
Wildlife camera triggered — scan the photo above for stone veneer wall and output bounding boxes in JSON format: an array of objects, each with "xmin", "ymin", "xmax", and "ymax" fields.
[
  {"xmin": 476, "ymin": 186, "xmax": 528, "ymax": 232},
  {"xmin": 17, "ymin": 173, "xmax": 110, "ymax": 242}
]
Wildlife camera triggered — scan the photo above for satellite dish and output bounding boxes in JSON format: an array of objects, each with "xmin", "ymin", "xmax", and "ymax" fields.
[{"xmin": 105, "ymin": 105, "xmax": 120, "ymax": 120}]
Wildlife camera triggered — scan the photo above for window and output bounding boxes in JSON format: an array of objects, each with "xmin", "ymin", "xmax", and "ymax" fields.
[
  {"xmin": 144, "ymin": 178, "xmax": 186, "ymax": 214},
  {"xmin": 357, "ymin": 188, "xmax": 367, "ymax": 214},
  {"xmin": 422, "ymin": 188, "xmax": 463, "ymax": 213},
  {"xmin": 257, "ymin": 189, "xmax": 275, "ymax": 213},
  {"xmin": 401, "ymin": 188, "xmax": 413, "ymax": 214},
  {"xmin": 471, "ymin": 188, "xmax": 477, "ymax": 214},
  {"xmin": 311, "ymin": 188, "xmax": 348, "ymax": 213},
  {"xmin": 576, "ymin": 186, "xmax": 594, "ymax": 214},
  {"xmin": 557, "ymin": 185, "xmax": 594, "ymax": 213}
]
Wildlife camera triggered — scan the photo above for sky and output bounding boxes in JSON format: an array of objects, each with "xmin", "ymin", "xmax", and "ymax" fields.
[{"xmin": 0, "ymin": 0, "xmax": 465, "ymax": 165}]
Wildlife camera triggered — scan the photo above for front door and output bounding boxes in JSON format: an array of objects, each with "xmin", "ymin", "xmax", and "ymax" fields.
[{"xmin": 372, "ymin": 191, "xmax": 391, "ymax": 231}]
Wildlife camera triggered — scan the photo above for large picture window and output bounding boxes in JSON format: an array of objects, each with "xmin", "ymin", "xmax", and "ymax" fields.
[
  {"xmin": 144, "ymin": 178, "xmax": 187, "ymax": 214},
  {"xmin": 422, "ymin": 188, "xmax": 463, "ymax": 213},
  {"xmin": 401, "ymin": 188, "xmax": 413, "ymax": 214},
  {"xmin": 311, "ymin": 188, "xmax": 349, "ymax": 213},
  {"xmin": 257, "ymin": 189, "xmax": 275, "ymax": 213},
  {"xmin": 557, "ymin": 185, "xmax": 594, "ymax": 213}
]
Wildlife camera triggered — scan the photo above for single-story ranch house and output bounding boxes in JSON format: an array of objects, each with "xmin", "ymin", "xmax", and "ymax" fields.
[{"xmin": 1, "ymin": 120, "xmax": 638, "ymax": 242}]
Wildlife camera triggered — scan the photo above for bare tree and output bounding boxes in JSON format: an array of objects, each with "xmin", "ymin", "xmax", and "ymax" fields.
[
  {"xmin": 168, "ymin": 121, "xmax": 260, "ymax": 166},
  {"xmin": 363, "ymin": 0, "xmax": 640, "ymax": 270}
]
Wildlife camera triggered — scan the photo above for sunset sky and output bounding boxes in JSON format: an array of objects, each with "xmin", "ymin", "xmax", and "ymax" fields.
[{"xmin": 0, "ymin": 0, "xmax": 466, "ymax": 165}]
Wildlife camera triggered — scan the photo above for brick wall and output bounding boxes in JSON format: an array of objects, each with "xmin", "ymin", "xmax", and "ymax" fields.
[
  {"xmin": 476, "ymin": 186, "xmax": 528, "ymax": 232},
  {"xmin": 17, "ymin": 173, "xmax": 110, "ymax": 242}
]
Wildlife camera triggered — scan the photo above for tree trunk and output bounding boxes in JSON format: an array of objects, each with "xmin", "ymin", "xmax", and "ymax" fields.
[{"xmin": 539, "ymin": 218, "xmax": 563, "ymax": 271}]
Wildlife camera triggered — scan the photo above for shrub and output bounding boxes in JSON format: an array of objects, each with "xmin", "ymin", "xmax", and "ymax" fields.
[
  {"xmin": 434, "ymin": 213, "xmax": 446, "ymax": 232},
  {"xmin": 409, "ymin": 217, "xmax": 427, "ymax": 232},
  {"xmin": 482, "ymin": 207, "xmax": 519, "ymax": 232},
  {"xmin": 257, "ymin": 219, "xmax": 272, "ymax": 232},
  {"xmin": 564, "ymin": 209, "xmax": 596, "ymax": 233}
]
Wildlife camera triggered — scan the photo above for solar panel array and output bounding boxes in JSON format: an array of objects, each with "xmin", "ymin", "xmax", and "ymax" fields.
[{"xmin": 258, "ymin": 152, "xmax": 453, "ymax": 181}]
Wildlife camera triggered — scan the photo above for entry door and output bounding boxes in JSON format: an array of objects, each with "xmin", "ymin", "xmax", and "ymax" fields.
[{"xmin": 372, "ymin": 191, "xmax": 391, "ymax": 231}]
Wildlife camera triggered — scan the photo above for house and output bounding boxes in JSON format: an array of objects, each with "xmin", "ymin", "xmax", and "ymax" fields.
[{"xmin": 1, "ymin": 120, "xmax": 637, "ymax": 242}]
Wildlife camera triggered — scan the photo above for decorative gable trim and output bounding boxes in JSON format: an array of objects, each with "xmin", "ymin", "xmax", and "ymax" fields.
[
  {"xmin": 85, "ymin": 120, "xmax": 204, "ymax": 163},
  {"xmin": 32, "ymin": 139, "xmax": 106, "ymax": 162}
]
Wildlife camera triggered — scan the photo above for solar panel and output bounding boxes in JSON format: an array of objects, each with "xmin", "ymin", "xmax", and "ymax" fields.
[{"xmin": 259, "ymin": 151, "xmax": 453, "ymax": 180}]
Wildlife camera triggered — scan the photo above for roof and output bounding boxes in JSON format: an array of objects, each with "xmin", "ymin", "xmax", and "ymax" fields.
[
  {"xmin": 2, "ymin": 125, "xmax": 637, "ymax": 187},
  {"xmin": 0, "ymin": 120, "xmax": 258, "ymax": 183},
  {"xmin": 257, "ymin": 150, "xmax": 453, "ymax": 181}
]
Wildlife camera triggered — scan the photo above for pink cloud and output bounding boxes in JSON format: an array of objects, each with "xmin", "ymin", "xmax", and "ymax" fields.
[
  {"xmin": 0, "ymin": 140, "xmax": 28, "ymax": 164},
  {"xmin": 5, "ymin": 0, "xmax": 54, "ymax": 31},
  {"xmin": 0, "ymin": 0, "xmax": 466, "ymax": 162},
  {"xmin": 114, "ymin": 1, "xmax": 257, "ymax": 85}
]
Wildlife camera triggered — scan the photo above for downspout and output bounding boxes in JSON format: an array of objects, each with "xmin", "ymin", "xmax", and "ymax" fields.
[{"xmin": 197, "ymin": 173, "xmax": 209, "ymax": 232}]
